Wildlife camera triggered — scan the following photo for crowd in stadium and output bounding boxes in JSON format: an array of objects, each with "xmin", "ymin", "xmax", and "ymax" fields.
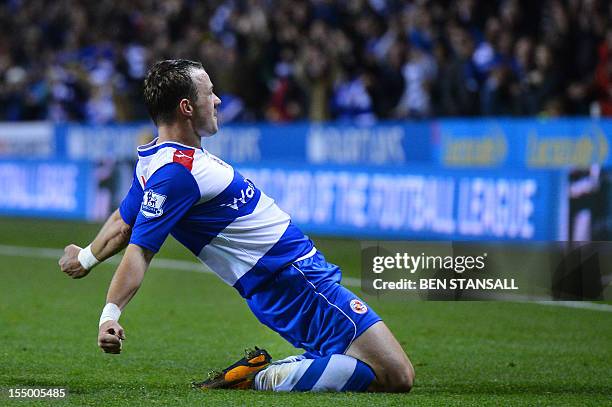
[{"xmin": 0, "ymin": 0, "xmax": 611, "ymax": 124}]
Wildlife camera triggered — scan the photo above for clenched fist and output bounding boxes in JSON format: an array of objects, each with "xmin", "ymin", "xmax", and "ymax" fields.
[
  {"xmin": 59, "ymin": 244, "xmax": 90, "ymax": 279},
  {"xmin": 98, "ymin": 320, "xmax": 125, "ymax": 354}
]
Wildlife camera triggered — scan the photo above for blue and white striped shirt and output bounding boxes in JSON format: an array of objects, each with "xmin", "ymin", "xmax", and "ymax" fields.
[{"xmin": 119, "ymin": 138, "xmax": 314, "ymax": 297}]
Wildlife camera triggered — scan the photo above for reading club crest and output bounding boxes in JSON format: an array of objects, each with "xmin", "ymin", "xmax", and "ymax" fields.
[
  {"xmin": 141, "ymin": 189, "xmax": 167, "ymax": 218},
  {"xmin": 350, "ymin": 299, "xmax": 368, "ymax": 314}
]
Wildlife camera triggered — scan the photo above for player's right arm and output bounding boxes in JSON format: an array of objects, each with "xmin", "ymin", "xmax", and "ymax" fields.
[
  {"xmin": 95, "ymin": 162, "xmax": 200, "ymax": 354},
  {"xmin": 59, "ymin": 166, "xmax": 144, "ymax": 279},
  {"xmin": 98, "ymin": 243, "xmax": 154, "ymax": 354}
]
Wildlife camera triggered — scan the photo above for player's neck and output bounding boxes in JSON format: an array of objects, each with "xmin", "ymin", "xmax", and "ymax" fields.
[{"xmin": 156, "ymin": 120, "xmax": 201, "ymax": 149}]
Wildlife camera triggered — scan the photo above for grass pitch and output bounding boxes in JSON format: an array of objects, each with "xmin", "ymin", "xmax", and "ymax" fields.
[{"xmin": 0, "ymin": 217, "xmax": 611, "ymax": 406}]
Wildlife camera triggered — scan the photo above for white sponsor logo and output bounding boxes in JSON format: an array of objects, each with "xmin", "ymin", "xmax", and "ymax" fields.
[
  {"xmin": 220, "ymin": 179, "xmax": 255, "ymax": 210},
  {"xmin": 175, "ymin": 151, "xmax": 192, "ymax": 159},
  {"xmin": 350, "ymin": 299, "xmax": 368, "ymax": 314},
  {"xmin": 140, "ymin": 189, "xmax": 167, "ymax": 218}
]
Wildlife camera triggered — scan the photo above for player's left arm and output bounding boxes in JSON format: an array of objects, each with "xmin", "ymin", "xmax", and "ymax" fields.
[
  {"xmin": 59, "ymin": 167, "xmax": 144, "ymax": 279},
  {"xmin": 59, "ymin": 209, "xmax": 133, "ymax": 279}
]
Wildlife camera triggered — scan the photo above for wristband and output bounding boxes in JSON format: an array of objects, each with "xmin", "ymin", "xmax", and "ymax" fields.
[
  {"xmin": 78, "ymin": 244, "xmax": 100, "ymax": 270},
  {"xmin": 99, "ymin": 303, "xmax": 121, "ymax": 327}
]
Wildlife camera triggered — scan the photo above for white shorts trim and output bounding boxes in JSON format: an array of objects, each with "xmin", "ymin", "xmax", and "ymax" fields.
[{"xmin": 293, "ymin": 247, "xmax": 317, "ymax": 263}]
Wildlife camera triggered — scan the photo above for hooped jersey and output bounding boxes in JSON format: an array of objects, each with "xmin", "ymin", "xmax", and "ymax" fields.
[{"xmin": 119, "ymin": 138, "xmax": 314, "ymax": 297}]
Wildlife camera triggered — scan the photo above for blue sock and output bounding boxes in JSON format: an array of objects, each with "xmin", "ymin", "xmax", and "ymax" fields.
[{"xmin": 255, "ymin": 354, "xmax": 375, "ymax": 392}]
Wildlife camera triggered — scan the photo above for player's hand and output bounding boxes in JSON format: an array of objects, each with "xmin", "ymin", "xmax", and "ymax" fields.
[
  {"xmin": 59, "ymin": 244, "xmax": 90, "ymax": 279},
  {"xmin": 98, "ymin": 320, "xmax": 125, "ymax": 354}
]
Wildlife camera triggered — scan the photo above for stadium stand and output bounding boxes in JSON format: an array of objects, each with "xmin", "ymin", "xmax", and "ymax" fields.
[{"xmin": 0, "ymin": 0, "xmax": 610, "ymax": 123}]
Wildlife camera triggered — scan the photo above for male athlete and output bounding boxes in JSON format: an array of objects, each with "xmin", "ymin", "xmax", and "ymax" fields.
[{"xmin": 59, "ymin": 59, "xmax": 414, "ymax": 393}]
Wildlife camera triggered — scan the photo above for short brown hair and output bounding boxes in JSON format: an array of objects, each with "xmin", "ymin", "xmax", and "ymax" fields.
[{"xmin": 143, "ymin": 59, "xmax": 203, "ymax": 124}]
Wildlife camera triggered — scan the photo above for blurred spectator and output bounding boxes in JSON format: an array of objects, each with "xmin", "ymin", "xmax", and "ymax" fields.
[
  {"xmin": 395, "ymin": 43, "xmax": 437, "ymax": 118},
  {"xmin": 331, "ymin": 62, "xmax": 376, "ymax": 124},
  {"xmin": 0, "ymin": 0, "xmax": 611, "ymax": 123},
  {"xmin": 593, "ymin": 28, "xmax": 612, "ymax": 116},
  {"xmin": 294, "ymin": 41, "xmax": 334, "ymax": 121},
  {"xmin": 435, "ymin": 25, "xmax": 479, "ymax": 116},
  {"xmin": 266, "ymin": 50, "xmax": 305, "ymax": 122},
  {"xmin": 519, "ymin": 43, "xmax": 562, "ymax": 116}
]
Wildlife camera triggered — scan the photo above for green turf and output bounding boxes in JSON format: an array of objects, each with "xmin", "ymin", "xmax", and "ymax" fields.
[{"xmin": 0, "ymin": 217, "xmax": 611, "ymax": 406}]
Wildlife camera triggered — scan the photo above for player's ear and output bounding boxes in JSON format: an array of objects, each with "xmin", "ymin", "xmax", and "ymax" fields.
[{"xmin": 178, "ymin": 98, "xmax": 193, "ymax": 117}]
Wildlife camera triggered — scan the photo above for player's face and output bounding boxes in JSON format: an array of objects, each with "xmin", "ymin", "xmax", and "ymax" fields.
[{"xmin": 191, "ymin": 69, "xmax": 221, "ymax": 136}]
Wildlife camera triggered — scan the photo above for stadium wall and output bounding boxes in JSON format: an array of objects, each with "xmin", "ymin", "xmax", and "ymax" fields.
[{"xmin": 2, "ymin": 118, "xmax": 609, "ymax": 239}]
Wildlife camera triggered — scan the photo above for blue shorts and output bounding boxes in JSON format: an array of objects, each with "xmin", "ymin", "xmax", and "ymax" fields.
[{"xmin": 246, "ymin": 251, "xmax": 381, "ymax": 358}]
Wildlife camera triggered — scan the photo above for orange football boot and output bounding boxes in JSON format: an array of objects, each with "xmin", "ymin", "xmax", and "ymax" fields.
[{"xmin": 193, "ymin": 347, "xmax": 272, "ymax": 390}]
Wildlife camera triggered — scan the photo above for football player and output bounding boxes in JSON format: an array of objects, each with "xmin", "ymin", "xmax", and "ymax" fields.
[{"xmin": 59, "ymin": 59, "xmax": 414, "ymax": 393}]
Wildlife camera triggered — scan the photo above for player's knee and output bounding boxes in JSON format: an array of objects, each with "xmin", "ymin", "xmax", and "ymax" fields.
[
  {"xmin": 395, "ymin": 364, "xmax": 415, "ymax": 393},
  {"xmin": 380, "ymin": 360, "xmax": 414, "ymax": 393}
]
